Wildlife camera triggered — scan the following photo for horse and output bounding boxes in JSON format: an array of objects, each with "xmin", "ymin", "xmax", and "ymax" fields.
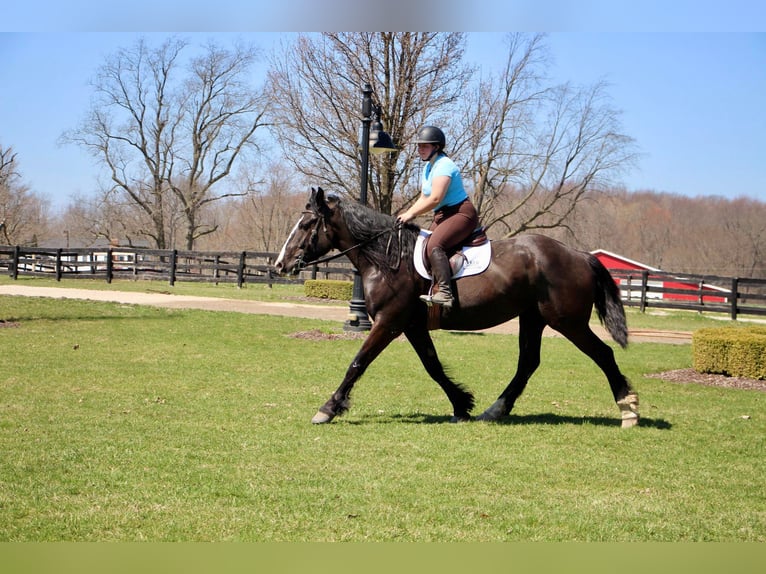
[{"xmin": 274, "ymin": 187, "xmax": 640, "ymax": 428}]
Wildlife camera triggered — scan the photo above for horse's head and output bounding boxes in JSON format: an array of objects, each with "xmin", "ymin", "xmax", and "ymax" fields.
[{"xmin": 274, "ymin": 187, "xmax": 339, "ymax": 276}]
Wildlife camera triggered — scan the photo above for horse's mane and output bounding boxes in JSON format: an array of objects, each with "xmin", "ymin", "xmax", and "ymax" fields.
[{"xmin": 335, "ymin": 197, "xmax": 418, "ymax": 279}]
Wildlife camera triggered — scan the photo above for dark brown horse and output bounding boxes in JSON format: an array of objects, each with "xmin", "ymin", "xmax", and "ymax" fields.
[{"xmin": 274, "ymin": 187, "xmax": 639, "ymax": 427}]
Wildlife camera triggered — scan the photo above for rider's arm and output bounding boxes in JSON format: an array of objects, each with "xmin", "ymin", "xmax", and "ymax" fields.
[{"xmin": 397, "ymin": 175, "xmax": 451, "ymax": 223}]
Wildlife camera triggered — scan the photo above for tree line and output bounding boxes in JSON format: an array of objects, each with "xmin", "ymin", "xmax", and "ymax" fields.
[{"xmin": 1, "ymin": 33, "xmax": 764, "ymax": 278}]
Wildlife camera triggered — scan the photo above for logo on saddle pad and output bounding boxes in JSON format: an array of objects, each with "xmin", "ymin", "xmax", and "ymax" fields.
[{"xmin": 414, "ymin": 230, "xmax": 492, "ymax": 280}]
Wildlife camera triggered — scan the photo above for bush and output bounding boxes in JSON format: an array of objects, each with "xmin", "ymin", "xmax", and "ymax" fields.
[
  {"xmin": 693, "ymin": 326, "xmax": 766, "ymax": 380},
  {"xmin": 304, "ymin": 279, "xmax": 354, "ymax": 301}
]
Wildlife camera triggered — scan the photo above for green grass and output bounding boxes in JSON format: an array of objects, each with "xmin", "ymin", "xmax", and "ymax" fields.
[{"xmin": 1, "ymin": 295, "xmax": 764, "ymax": 541}]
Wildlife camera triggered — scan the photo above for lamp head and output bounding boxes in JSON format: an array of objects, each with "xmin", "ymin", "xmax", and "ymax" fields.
[{"xmin": 368, "ymin": 105, "xmax": 397, "ymax": 154}]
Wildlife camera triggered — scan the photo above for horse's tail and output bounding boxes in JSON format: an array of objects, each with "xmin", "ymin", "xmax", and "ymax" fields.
[{"xmin": 588, "ymin": 254, "xmax": 628, "ymax": 348}]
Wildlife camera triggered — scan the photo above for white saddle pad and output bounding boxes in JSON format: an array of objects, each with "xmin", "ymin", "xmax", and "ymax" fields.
[{"xmin": 414, "ymin": 229, "xmax": 492, "ymax": 280}]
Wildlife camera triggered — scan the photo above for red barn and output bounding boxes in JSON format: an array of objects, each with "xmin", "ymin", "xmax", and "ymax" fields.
[{"xmin": 591, "ymin": 249, "xmax": 728, "ymax": 304}]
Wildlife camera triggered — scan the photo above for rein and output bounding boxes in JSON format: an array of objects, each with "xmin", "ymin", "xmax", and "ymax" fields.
[{"xmin": 300, "ymin": 217, "xmax": 403, "ymax": 270}]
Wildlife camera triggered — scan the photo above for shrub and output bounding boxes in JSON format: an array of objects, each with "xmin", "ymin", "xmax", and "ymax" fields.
[
  {"xmin": 304, "ymin": 279, "xmax": 354, "ymax": 301},
  {"xmin": 693, "ymin": 326, "xmax": 766, "ymax": 380}
]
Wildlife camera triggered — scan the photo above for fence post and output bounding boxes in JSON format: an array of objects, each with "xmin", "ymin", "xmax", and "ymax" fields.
[
  {"xmin": 237, "ymin": 251, "xmax": 246, "ymax": 288},
  {"xmin": 640, "ymin": 270, "xmax": 649, "ymax": 313},
  {"xmin": 730, "ymin": 277, "xmax": 739, "ymax": 320},
  {"xmin": 106, "ymin": 248, "xmax": 114, "ymax": 284},
  {"xmin": 55, "ymin": 248, "xmax": 63, "ymax": 281},
  {"xmin": 11, "ymin": 245, "xmax": 20, "ymax": 279},
  {"xmin": 169, "ymin": 250, "xmax": 178, "ymax": 286}
]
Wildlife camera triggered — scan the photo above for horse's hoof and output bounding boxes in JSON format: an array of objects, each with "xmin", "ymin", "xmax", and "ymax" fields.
[
  {"xmin": 617, "ymin": 393, "xmax": 640, "ymax": 429},
  {"xmin": 311, "ymin": 411, "xmax": 334, "ymax": 424},
  {"xmin": 450, "ymin": 415, "xmax": 472, "ymax": 423},
  {"xmin": 475, "ymin": 412, "xmax": 496, "ymax": 422},
  {"xmin": 475, "ymin": 400, "xmax": 506, "ymax": 422},
  {"xmin": 621, "ymin": 416, "xmax": 639, "ymax": 429}
]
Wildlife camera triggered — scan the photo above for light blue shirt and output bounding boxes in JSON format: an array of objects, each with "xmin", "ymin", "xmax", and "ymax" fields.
[{"xmin": 421, "ymin": 153, "xmax": 468, "ymax": 211}]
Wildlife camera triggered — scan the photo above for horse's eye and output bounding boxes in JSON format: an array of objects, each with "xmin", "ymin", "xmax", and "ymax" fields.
[{"xmin": 300, "ymin": 216, "xmax": 320, "ymax": 231}]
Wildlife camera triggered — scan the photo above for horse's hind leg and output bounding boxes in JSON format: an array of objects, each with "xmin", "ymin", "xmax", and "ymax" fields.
[
  {"xmin": 405, "ymin": 324, "xmax": 475, "ymax": 422},
  {"xmin": 476, "ymin": 311, "xmax": 546, "ymax": 422},
  {"xmin": 558, "ymin": 324, "xmax": 639, "ymax": 428}
]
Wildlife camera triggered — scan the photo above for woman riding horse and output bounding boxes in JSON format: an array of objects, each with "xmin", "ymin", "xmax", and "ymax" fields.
[
  {"xmin": 274, "ymin": 187, "xmax": 640, "ymax": 428},
  {"xmin": 396, "ymin": 126, "xmax": 479, "ymax": 308}
]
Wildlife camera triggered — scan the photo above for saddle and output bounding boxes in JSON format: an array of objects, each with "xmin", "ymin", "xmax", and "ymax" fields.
[{"xmin": 414, "ymin": 227, "xmax": 492, "ymax": 280}]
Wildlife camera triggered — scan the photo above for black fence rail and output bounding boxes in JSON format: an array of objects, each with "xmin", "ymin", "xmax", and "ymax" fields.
[
  {"xmin": 609, "ymin": 269, "xmax": 766, "ymax": 320},
  {"xmin": 0, "ymin": 245, "xmax": 354, "ymax": 287},
  {"xmin": 2, "ymin": 245, "xmax": 765, "ymax": 320}
]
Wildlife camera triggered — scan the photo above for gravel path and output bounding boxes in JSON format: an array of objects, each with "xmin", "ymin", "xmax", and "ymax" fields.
[{"xmin": 0, "ymin": 283, "xmax": 692, "ymax": 343}]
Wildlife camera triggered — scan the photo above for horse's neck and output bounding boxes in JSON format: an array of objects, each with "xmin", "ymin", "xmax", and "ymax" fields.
[
  {"xmin": 333, "ymin": 229, "xmax": 368, "ymax": 272},
  {"xmin": 335, "ymin": 222, "xmax": 406, "ymax": 276}
]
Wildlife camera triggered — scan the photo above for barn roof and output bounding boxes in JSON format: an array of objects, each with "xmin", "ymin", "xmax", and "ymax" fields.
[
  {"xmin": 591, "ymin": 249, "xmax": 730, "ymax": 295},
  {"xmin": 590, "ymin": 249, "xmax": 661, "ymax": 272}
]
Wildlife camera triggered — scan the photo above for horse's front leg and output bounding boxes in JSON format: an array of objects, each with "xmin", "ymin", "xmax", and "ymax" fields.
[{"xmin": 311, "ymin": 323, "xmax": 399, "ymax": 424}]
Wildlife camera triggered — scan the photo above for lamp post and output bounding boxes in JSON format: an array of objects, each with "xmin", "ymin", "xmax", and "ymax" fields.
[{"xmin": 344, "ymin": 83, "xmax": 396, "ymax": 332}]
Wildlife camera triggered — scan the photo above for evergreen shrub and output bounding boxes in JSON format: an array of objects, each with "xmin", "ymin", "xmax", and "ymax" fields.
[
  {"xmin": 304, "ymin": 279, "xmax": 354, "ymax": 301},
  {"xmin": 693, "ymin": 326, "xmax": 766, "ymax": 380}
]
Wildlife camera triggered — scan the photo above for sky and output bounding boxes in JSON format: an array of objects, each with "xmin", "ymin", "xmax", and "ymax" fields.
[{"xmin": 1, "ymin": 5, "xmax": 765, "ymax": 211}]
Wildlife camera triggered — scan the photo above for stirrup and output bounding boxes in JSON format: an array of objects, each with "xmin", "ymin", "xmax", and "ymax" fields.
[{"xmin": 421, "ymin": 292, "xmax": 452, "ymax": 308}]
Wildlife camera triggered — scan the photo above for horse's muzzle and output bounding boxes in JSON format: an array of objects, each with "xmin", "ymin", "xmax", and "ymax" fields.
[{"xmin": 273, "ymin": 258, "xmax": 305, "ymax": 277}]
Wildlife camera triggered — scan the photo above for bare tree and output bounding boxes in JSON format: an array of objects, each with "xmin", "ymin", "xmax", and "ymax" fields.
[
  {"xmin": 197, "ymin": 161, "xmax": 308, "ymax": 252},
  {"xmin": 560, "ymin": 188, "xmax": 766, "ymax": 279},
  {"xmin": 61, "ymin": 36, "xmax": 269, "ymax": 249},
  {"xmin": 0, "ymin": 146, "xmax": 17, "ymax": 189},
  {"xmin": 456, "ymin": 34, "xmax": 639, "ymax": 238},
  {"xmin": 267, "ymin": 32, "xmax": 472, "ymax": 215},
  {"xmin": 454, "ymin": 34, "xmax": 549, "ymax": 218},
  {"xmin": 267, "ymin": 32, "xmax": 636, "ymax": 238},
  {"xmin": 237, "ymin": 163, "xmax": 308, "ymax": 252},
  {"xmin": 59, "ymin": 185, "xmax": 184, "ymax": 248},
  {"xmin": 0, "ymin": 145, "xmax": 50, "ymax": 245},
  {"xmin": 712, "ymin": 197, "xmax": 766, "ymax": 277}
]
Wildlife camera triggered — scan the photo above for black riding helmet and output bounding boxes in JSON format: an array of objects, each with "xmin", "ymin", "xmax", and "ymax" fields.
[{"xmin": 414, "ymin": 126, "xmax": 446, "ymax": 151}]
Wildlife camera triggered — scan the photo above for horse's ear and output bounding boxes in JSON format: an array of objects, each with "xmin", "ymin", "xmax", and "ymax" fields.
[{"xmin": 310, "ymin": 186, "xmax": 332, "ymax": 217}]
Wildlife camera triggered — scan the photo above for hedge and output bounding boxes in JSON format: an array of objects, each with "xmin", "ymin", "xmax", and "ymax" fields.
[
  {"xmin": 692, "ymin": 326, "xmax": 766, "ymax": 380},
  {"xmin": 304, "ymin": 279, "xmax": 354, "ymax": 301}
]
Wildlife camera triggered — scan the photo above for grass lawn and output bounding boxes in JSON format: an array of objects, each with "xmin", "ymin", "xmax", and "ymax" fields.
[{"xmin": 0, "ymin": 294, "xmax": 764, "ymax": 541}]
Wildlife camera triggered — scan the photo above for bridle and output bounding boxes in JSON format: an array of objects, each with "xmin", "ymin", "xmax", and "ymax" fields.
[
  {"xmin": 296, "ymin": 209, "xmax": 404, "ymax": 271},
  {"xmin": 292, "ymin": 210, "xmax": 327, "ymax": 270}
]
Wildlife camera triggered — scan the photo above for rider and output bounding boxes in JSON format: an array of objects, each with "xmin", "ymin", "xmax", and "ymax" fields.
[{"xmin": 396, "ymin": 126, "xmax": 479, "ymax": 308}]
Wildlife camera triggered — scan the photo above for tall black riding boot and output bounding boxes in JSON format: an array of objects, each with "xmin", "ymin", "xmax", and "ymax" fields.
[{"xmin": 420, "ymin": 247, "xmax": 454, "ymax": 307}]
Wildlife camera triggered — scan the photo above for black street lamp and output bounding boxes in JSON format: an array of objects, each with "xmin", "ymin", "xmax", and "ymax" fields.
[{"xmin": 344, "ymin": 83, "xmax": 397, "ymax": 332}]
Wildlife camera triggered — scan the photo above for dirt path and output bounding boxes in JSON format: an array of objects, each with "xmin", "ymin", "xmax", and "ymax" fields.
[{"xmin": 0, "ymin": 284, "xmax": 691, "ymax": 344}]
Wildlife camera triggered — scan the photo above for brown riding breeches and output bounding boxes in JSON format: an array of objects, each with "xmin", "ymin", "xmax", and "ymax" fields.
[{"xmin": 427, "ymin": 199, "xmax": 479, "ymax": 255}]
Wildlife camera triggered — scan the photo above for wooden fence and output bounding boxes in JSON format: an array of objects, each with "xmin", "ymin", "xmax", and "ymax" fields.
[
  {"xmin": 0, "ymin": 245, "xmax": 354, "ymax": 287},
  {"xmin": 609, "ymin": 269, "xmax": 766, "ymax": 320},
  {"xmin": 1, "ymin": 245, "xmax": 765, "ymax": 320}
]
